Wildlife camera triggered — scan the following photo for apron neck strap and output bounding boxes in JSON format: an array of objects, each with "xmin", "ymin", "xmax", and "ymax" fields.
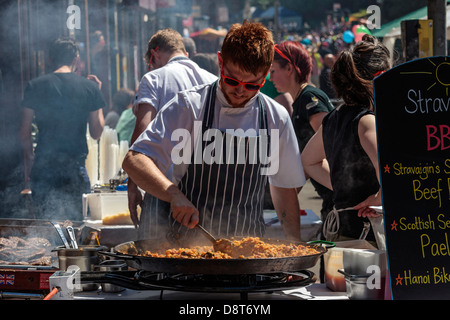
[{"xmin": 202, "ymin": 80, "xmax": 268, "ymax": 131}]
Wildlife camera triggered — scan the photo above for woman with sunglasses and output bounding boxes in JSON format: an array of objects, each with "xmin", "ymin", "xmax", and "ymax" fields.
[
  {"xmin": 123, "ymin": 21, "xmax": 306, "ymax": 243},
  {"xmin": 270, "ymin": 41, "xmax": 335, "ymax": 225}
]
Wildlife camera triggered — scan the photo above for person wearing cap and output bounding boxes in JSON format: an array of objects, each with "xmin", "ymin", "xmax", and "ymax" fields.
[
  {"xmin": 127, "ymin": 28, "xmax": 217, "ymax": 228},
  {"xmin": 123, "ymin": 21, "xmax": 305, "ymax": 243}
]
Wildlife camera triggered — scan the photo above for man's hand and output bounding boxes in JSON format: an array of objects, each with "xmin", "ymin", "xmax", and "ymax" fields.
[
  {"xmin": 127, "ymin": 179, "xmax": 143, "ymax": 228},
  {"xmin": 169, "ymin": 191, "xmax": 199, "ymax": 229},
  {"xmin": 87, "ymin": 74, "xmax": 102, "ymax": 90}
]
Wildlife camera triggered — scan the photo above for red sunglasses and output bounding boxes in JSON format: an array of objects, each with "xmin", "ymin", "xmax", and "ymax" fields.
[
  {"xmin": 221, "ymin": 69, "xmax": 266, "ymax": 91},
  {"xmin": 148, "ymin": 46, "xmax": 159, "ymax": 71},
  {"xmin": 217, "ymin": 52, "xmax": 267, "ymax": 91}
]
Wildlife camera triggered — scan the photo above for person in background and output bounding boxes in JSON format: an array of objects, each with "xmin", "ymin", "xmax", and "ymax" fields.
[
  {"xmin": 183, "ymin": 37, "xmax": 197, "ymax": 58},
  {"xmin": 123, "ymin": 21, "xmax": 305, "ymax": 243},
  {"xmin": 115, "ymin": 88, "xmax": 136, "ymax": 144},
  {"xmin": 319, "ymin": 53, "xmax": 337, "ymax": 100},
  {"xmin": 260, "ymin": 73, "xmax": 293, "ymax": 117},
  {"xmin": 127, "ymin": 28, "xmax": 217, "ymax": 228},
  {"xmin": 20, "ymin": 37, "xmax": 105, "ymax": 221},
  {"xmin": 191, "ymin": 53, "xmax": 220, "ymax": 76},
  {"xmin": 301, "ymin": 35, "xmax": 390, "ymax": 242},
  {"xmin": 105, "ymin": 88, "xmax": 134, "ymax": 129},
  {"xmin": 270, "ymin": 40, "xmax": 335, "ymax": 225},
  {"xmin": 89, "ymin": 30, "xmax": 109, "ymax": 102}
]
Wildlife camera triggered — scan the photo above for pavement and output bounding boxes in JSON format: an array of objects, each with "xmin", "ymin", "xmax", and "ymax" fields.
[
  {"xmin": 298, "ymin": 180, "xmax": 323, "ymax": 220},
  {"xmin": 297, "ymin": 179, "xmax": 325, "ymax": 281}
]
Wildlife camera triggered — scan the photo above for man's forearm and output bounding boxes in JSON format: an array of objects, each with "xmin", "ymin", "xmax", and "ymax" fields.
[
  {"xmin": 122, "ymin": 150, "xmax": 178, "ymax": 203},
  {"xmin": 270, "ymin": 185, "xmax": 301, "ymax": 241}
]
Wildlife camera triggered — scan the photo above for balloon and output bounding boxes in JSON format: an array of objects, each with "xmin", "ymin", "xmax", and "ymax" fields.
[
  {"xmin": 343, "ymin": 30, "xmax": 355, "ymax": 44},
  {"xmin": 301, "ymin": 38, "xmax": 311, "ymax": 46},
  {"xmin": 352, "ymin": 25, "xmax": 371, "ymax": 43}
]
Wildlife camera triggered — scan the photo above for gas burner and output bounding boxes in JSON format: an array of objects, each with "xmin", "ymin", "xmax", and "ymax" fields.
[
  {"xmin": 137, "ymin": 270, "xmax": 316, "ymax": 292},
  {"xmin": 81, "ymin": 270, "xmax": 316, "ymax": 300}
]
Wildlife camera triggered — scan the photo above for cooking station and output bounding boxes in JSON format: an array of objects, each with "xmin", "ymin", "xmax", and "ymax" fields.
[
  {"xmin": 55, "ymin": 268, "xmax": 332, "ymax": 300},
  {"xmin": 0, "ymin": 211, "xmax": 340, "ymax": 300},
  {"xmin": 0, "ymin": 206, "xmax": 385, "ymax": 301}
]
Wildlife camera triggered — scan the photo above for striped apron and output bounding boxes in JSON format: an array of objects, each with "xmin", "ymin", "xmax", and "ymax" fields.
[{"xmin": 138, "ymin": 81, "xmax": 270, "ymax": 244}]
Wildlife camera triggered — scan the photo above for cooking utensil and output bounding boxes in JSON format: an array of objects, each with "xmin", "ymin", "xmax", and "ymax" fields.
[
  {"xmin": 66, "ymin": 226, "xmax": 78, "ymax": 249},
  {"xmin": 195, "ymin": 224, "xmax": 234, "ymax": 253},
  {"xmin": 338, "ymin": 269, "xmax": 384, "ymax": 300},
  {"xmin": 101, "ymin": 238, "xmax": 328, "ymax": 275},
  {"xmin": 51, "ymin": 222, "xmax": 70, "ymax": 249},
  {"xmin": 54, "ymin": 245, "xmax": 107, "ymax": 291},
  {"xmin": 195, "ymin": 224, "xmax": 217, "ymax": 243}
]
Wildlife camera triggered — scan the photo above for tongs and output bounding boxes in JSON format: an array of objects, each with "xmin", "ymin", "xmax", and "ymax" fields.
[
  {"xmin": 51, "ymin": 221, "xmax": 79, "ymax": 249},
  {"xmin": 66, "ymin": 226, "xmax": 79, "ymax": 249},
  {"xmin": 51, "ymin": 221, "xmax": 71, "ymax": 249}
]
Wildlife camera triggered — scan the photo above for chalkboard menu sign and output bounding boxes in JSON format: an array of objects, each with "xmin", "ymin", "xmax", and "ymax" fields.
[{"xmin": 375, "ymin": 56, "xmax": 450, "ymax": 300}]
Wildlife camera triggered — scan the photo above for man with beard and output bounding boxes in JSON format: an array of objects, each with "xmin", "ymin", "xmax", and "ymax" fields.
[{"xmin": 123, "ymin": 22, "xmax": 306, "ymax": 243}]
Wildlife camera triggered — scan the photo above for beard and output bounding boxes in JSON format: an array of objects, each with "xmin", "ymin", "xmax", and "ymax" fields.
[{"xmin": 219, "ymin": 79, "xmax": 256, "ymax": 108}]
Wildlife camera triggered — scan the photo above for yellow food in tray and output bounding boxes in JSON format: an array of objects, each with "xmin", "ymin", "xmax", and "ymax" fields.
[
  {"xmin": 102, "ymin": 212, "xmax": 133, "ymax": 225},
  {"xmin": 102, "ymin": 207, "xmax": 140, "ymax": 225}
]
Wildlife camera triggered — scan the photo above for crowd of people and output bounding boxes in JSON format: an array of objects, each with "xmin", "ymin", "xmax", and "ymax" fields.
[{"xmin": 19, "ymin": 18, "xmax": 387, "ymax": 247}]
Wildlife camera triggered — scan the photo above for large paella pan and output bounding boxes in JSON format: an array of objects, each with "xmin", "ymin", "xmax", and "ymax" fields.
[{"xmin": 102, "ymin": 237, "xmax": 331, "ymax": 275}]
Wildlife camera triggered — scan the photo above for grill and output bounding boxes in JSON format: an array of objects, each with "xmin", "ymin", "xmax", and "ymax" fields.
[{"xmin": 80, "ymin": 269, "xmax": 317, "ymax": 300}]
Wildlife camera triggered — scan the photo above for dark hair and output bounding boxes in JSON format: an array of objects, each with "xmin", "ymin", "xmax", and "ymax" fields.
[
  {"xmin": 331, "ymin": 34, "xmax": 390, "ymax": 110},
  {"xmin": 221, "ymin": 21, "xmax": 274, "ymax": 76},
  {"xmin": 112, "ymin": 88, "xmax": 134, "ymax": 113},
  {"xmin": 49, "ymin": 37, "xmax": 79, "ymax": 68},
  {"xmin": 191, "ymin": 53, "xmax": 219, "ymax": 76},
  {"xmin": 273, "ymin": 41, "xmax": 312, "ymax": 84},
  {"xmin": 183, "ymin": 37, "xmax": 197, "ymax": 58}
]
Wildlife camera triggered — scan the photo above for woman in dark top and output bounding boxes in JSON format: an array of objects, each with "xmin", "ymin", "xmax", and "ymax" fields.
[
  {"xmin": 269, "ymin": 41, "xmax": 335, "ymax": 221},
  {"xmin": 301, "ymin": 35, "xmax": 391, "ymax": 241}
]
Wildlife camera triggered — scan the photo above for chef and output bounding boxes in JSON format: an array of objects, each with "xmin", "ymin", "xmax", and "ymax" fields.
[{"xmin": 122, "ymin": 21, "xmax": 306, "ymax": 243}]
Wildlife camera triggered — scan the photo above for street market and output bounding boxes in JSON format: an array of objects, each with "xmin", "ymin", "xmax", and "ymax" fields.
[{"xmin": 0, "ymin": 0, "xmax": 449, "ymax": 309}]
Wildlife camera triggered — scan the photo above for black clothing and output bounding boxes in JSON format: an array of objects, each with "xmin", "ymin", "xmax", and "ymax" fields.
[
  {"xmin": 22, "ymin": 73, "xmax": 105, "ymax": 162},
  {"xmin": 319, "ymin": 66, "xmax": 336, "ymax": 99},
  {"xmin": 322, "ymin": 105, "xmax": 379, "ymax": 240},
  {"xmin": 292, "ymin": 85, "xmax": 334, "ymax": 152},
  {"xmin": 22, "ymin": 72, "xmax": 106, "ymax": 220},
  {"xmin": 292, "ymin": 85, "xmax": 335, "ymax": 220}
]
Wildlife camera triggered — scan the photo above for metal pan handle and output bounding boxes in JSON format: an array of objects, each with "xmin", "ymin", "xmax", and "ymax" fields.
[{"xmin": 98, "ymin": 250, "xmax": 137, "ymax": 261}]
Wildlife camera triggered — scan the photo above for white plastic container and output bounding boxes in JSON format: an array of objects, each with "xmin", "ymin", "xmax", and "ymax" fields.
[{"xmin": 86, "ymin": 192, "xmax": 128, "ymax": 220}]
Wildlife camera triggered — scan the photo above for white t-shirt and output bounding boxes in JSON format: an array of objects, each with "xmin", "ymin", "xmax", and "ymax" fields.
[
  {"xmin": 133, "ymin": 56, "xmax": 218, "ymax": 114},
  {"xmin": 131, "ymin": 83, "xmax": 306, "ymax": 189}
]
